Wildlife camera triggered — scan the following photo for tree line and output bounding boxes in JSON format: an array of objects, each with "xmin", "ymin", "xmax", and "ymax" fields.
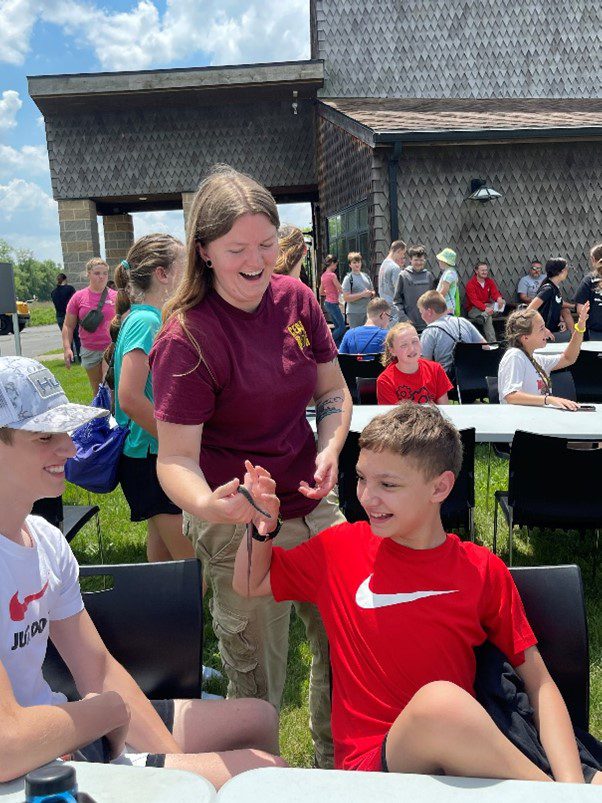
[{"xmin": 0, "ymin": 239, "xmax": 61, "ymax": 302}]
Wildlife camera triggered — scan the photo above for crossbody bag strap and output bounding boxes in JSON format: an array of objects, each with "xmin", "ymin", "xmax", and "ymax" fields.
[{"xmin": 96, "ymin": 286, "xmax": 109, "ymax": 313}]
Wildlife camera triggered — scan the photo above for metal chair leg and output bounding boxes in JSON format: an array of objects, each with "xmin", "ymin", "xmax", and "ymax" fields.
[
  {"xmin": 468, "ymin": 506, "xmax": 475, "ymax": 542},
  {"xmin": 508, "ymin": 506, "xmax": 514, "ymax": 566},
  {"xmin": 486, "ymin": 442, "xmax": 492, "ymax": 513},
  {"xmin": 493, "ymin": 496, "xmax": 498, "ymax": 554}
]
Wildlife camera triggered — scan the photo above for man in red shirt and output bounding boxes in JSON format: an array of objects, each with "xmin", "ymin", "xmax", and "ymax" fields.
[{"xmin": 465, "ymin": 261, "xmax": 505, "ymax": 342}]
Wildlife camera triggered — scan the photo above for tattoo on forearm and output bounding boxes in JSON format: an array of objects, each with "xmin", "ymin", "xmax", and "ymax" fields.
[{"xmin": 316, "ymin": 394, "xmax": 344, "ymax": 425}]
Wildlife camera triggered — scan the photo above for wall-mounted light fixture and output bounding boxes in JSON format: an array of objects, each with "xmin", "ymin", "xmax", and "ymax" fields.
[
  {"xmin": 466, "ymin": 178, "xmax": 501, "ymax": 203},
  {"xmin": 292, "ymin": 90, "xmax": 298, "ymax": 115}
]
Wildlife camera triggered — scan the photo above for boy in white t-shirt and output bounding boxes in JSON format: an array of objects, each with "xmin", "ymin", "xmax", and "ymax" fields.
[
  {"xmin": 0, "ymin": 357, "xmax": 283, "ymax": 786},
  {"xmin": 498, "ymin": 305, "xmax": 589, "ymax": 409}
]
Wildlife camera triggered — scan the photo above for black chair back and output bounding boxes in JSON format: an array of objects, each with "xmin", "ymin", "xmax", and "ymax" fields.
[
  {"xmin": 338, "ymin": 353, "xmax": 385, "ymax": 402},
  {"xmin": 43, "ymin": 560, "xmax": 203, "ymax": 701},
  {"xmin": 508, "ymin": 430, "xmax": 602, "ymax": 528},
  {"xmin": 509, "ymin": 565, "xmax": 589, "ymax": 730},
  {"xmin": 441, "ymin": 428, "xmax": 475, "ymax": 536},
  {"xmin": 454, "ymin": 342, "xmax": 505, "ymax": 403},
  {"xmin": 356, "ymin": 378, "xmax": 378, "ymax": 405},
  {"xmin": 570, "ymin": 351, "xmax": 602, "ymax": 402},
  {"xmin": 485, "ymin": 375, "xmax": 499, "ymax": 404},
  {"xmin": 551, "ymin": 369, "xmax": 576, "ymax": 401}
]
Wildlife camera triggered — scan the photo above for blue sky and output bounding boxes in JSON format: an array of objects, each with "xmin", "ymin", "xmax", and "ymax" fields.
[{"xmin": 0, "ymin": 0, "xmax": 312, "ymax": 264}]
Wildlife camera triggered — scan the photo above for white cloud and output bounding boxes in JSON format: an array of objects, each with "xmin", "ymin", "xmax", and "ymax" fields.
[
  {"xmin": 0, "ymin": 90, "xmax": 23, "ymax": 130},
  {"xmin": 278, "ymin": 202, "xmax": 312, "ymax": 230},
  {"xmin": 0, "ymin": 178, "xmax": 57, "ymax": 222},
  {"xmin": 0, "ymin": 144, "xmax": 48, "ymax": 177},
  {"xmin": 132, "ymin": 210, "xmax": 185, "ymax": 243},
  {"xmin": 0, "ymin": 0, "xmax": 38, "ymax": 65},
  {"xmin": 0, "ymin": 0, "xmax": 310, "ymax": 70}
]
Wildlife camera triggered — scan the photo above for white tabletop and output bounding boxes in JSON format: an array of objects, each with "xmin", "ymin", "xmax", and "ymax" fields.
[
  {"xmin": 344, "ymin": 405, "xmax": 602, "ymax": 442},
  {"xmin": 0, "ymin": 761, "xmax": 215, "ymax": 802},
  {"xmin": 535, "ymin": 341, "xmax": 602, "ymax": 355},
  {"xmin": 218, "ymin": 768, "xmax": 601, "ymax": 803}
]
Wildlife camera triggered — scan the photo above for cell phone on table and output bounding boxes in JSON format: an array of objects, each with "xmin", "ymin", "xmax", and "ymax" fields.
[{"xmin": 575, "ymin": 404, "xmax": 596, "ymax": 412}]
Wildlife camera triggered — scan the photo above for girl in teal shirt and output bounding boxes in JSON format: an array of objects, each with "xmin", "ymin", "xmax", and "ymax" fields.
[{"xmin": 108, "ymin": 234, "xmax": 194, "ymax": 562}]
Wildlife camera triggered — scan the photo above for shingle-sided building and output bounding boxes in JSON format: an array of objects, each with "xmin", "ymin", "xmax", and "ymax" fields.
[{"xmin": 29, "ymin": 0, "xmax": 602, "ymax": 296}]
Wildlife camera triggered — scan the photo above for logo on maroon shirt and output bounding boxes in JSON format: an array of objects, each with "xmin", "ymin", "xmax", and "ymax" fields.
[
  {"xmin": 288, "ymin": 320, "xmax": 310, "ymax": 350},
  {"xmin": 9, "ymin": 581, "xmax": 49, "ymax": 622}
]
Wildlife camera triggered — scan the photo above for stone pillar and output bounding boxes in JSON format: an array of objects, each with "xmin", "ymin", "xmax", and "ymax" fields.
[
  {"xmin": 103, "ymin": 213, "xmax": 134, "ymax": 266},
  {"xmin": 57, "ymin": 199, "xmax": 100, "ymax": 288},
  {"xmin": 182, "ymin": 192, "xmax": 196, "ymax": 238}
]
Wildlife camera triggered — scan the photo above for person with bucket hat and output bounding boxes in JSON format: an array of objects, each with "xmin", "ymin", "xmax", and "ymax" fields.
[{"xmin": 436, "ymin": 248, "xmax": 460, "ymax": 315}]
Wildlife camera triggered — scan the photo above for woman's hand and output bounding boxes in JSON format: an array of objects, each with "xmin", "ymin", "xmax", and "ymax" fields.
[
  {"xmin": 547, "ymin": 395, "xmax": 579, "ymax": 411},
  {"xmin": 577, "ymin": 300, "xmax": 590, "ymax": 330},
  {"xmin": 243, "ymin": 460, "xmax": 280, "ymax": 536},
  {"xmin": 200, "ymin": 462, "xmax": 279, "ymax": 527},
  {"xmin": 299, "ymin": 448, "xmax": 338, "ymax": 499},
  {"xmin": 63, "ymin": 347, "xmax": 74, "ymax": 369}
]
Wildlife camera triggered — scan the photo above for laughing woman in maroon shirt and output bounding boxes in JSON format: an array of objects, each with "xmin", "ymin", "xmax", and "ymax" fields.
[{"xmin": 149, "ymin": 165, "xmax": 352, "ymax": 769}]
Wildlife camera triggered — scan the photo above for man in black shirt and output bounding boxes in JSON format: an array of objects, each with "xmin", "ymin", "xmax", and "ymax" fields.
[{"xmin": 51, "ymin": 272, "xmax": 81, "ymax": 361}]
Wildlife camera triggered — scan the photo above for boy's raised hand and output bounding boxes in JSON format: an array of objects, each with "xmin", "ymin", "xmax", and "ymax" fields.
[{"xmin": 242, "ymin": 460, "xmax": 280, "ymax": 536}]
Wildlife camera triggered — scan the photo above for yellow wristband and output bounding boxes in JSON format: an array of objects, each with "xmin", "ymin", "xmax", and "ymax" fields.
[{"xmin": 574, "ymin": 322, "xmax": 586, "ymax": 334}]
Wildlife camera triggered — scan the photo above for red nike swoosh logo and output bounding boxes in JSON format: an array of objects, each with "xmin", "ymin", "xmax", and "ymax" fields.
[{"xmin": 9, "ymin": 581, "xmax": 49, "ymax": 622}]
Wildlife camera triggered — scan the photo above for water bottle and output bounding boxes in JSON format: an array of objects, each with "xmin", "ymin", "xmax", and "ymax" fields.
[{"xmin": 25, "ymin": 765, "xmax": 77, "ymax": 803}]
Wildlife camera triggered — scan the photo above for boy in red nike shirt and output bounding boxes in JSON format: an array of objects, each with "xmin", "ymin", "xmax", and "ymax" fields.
[
  {"xmin": 234, "ymin": 404, "xmax": 600, "ymax": 784},
  {"xmin": 0, "ymin": 357, "xmax": 283, "ymax": 785}
]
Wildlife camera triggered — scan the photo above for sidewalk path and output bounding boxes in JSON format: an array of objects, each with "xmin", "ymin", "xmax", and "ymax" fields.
[{"xmin": 0, "ymin": 324, "xmax": 63, "ymax": 359}]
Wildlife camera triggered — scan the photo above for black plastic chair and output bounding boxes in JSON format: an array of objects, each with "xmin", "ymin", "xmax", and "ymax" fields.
[
  {"xmin": 31, "ymin": 496, "xmax": 101, "ymax": 545},
  {"xmin": 570, "ymin": 351, "xmax": 602, "ymax": 402},
  {"xmin": 494, "ymin": 430, "xmax": 602, "ymax": 566},
  {"xmin": 337, "ymin": 353, "xmax": 384, "ymax": 403},
  {"xmin": 441, "ymin": 428, "xmax": 476, "ymax": 540},
  {"xmin": 454, "ymin": 342, "xmax": 506, "ymax": 404},
  {"xmin": 337, "ymin": 428, "xmax": 476, "ymax": 540},
  {"xmin": 356, "ymin": 377, "xmax": 378, "ymax": 405},
  {"xmin": 509, "ymin": 565, "xmax": 589, "ymax": 731},
  {"xmin": 43, "ymin": 559, "xmax": 203, "ymax": 701},
  {"xmin": 551, "ymin": 369, "xmax": 577, "ymax": 401}
]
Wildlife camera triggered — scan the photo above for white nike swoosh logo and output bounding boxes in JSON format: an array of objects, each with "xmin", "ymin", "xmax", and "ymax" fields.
[{"xmin": 355, "ymin": 575, "xmax": 458, "ymax": 609}]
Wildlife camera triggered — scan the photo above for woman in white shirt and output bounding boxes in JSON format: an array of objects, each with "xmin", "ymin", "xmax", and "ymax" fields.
[{"xmin": 498, "ymin": 304, "xmax": 589, "ymax": 410}]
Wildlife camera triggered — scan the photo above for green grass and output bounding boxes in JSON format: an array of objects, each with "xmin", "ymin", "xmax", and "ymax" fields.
[
  {"xmin": 29, "ymin": 301, "xmax": 58, "ymax": 327},
  {"xmin": 45, "ymin": 358, "xmax": 602, "ymax": 763}
]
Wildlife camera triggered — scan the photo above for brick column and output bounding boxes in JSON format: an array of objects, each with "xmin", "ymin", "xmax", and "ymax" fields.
[
  {"xmin": 57, "ymin": 199, "xmax": 100, "ymax": 288},
  {"xmin": 182, "ymin": 192, "xmax": 196, "ymax": 238},
  {"xmin": 103, "ymin": 213, "xmax": 134, "ymax": 265}
]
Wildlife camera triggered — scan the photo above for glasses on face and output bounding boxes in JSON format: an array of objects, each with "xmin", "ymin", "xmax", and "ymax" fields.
[{"xmin": 382, "ymin": 311, "xmax": 392, "ymax": 319}]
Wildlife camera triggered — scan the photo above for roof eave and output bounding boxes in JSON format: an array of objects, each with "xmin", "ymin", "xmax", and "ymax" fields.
[{"xmin": 372, "ymin": 126, "xmax": 602, "ymax": 144}]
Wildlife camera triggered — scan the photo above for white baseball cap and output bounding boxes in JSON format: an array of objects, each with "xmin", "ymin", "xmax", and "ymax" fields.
[{"xmin": 0, "ymin": 357, "xmax": 108, "ymax": 434}]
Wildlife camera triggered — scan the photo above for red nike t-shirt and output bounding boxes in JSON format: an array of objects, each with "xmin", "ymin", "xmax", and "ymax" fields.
[
  {"xmin": 149, "ymin": 274, "xmax": 338, "ymax": 519},
  {"xmin": 376, "ymin": 358, "xmax": 453, "ymax": 404},
  {"xmin": 270, "ymin": 523, "xmax": 536, "ymax": 771}
]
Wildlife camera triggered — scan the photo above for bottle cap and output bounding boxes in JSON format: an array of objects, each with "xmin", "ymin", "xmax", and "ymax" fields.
[{"xmin": 25, "ymin": 764, "xmax": 76, "ymax": 796}]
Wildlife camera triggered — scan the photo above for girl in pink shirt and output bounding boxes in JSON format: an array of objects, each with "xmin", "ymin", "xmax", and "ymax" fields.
[
  {"xmin": 320, "ymin": 254, "xmax": 346, "ymax": 345},
  {"xmin": 63, "ymin": 257, "xmax": 116, "ymax": 394}
]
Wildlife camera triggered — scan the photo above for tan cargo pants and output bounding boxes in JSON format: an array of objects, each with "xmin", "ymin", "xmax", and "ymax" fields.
[{"xmin": 185, "ymin": 494, "xmax": 345, "ymax": 769}]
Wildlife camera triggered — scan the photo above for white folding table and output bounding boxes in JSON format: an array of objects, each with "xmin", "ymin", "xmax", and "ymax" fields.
[
  {"xmin": 218, "ymin": 767, "xmax": 601, "ymax": 803},
  {"xmin": 0, "ymin": 761, "xmax": 215, "ymax": 802},
  {"xmin": 342, "ymin": 404, "xmax": 602, "ymax": 443},
  {"xmin": 535, "ymin": 341, "xmax": 602, "ymax": 355}
]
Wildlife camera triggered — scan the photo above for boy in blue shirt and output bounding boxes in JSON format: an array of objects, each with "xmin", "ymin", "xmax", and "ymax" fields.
[{"xmin": 339, "ymin": 298, "xmax": 391, "ymax": 356}]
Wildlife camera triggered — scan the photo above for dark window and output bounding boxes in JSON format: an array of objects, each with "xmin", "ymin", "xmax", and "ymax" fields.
[{"xmin": 327, "ymin": 200, "xmax": 369, "ymax": 267}]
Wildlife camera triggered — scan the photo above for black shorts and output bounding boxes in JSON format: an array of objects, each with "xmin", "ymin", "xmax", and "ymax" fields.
[
  {"xmin": 74, "ymin": 699, "xmax": 175, "ymax": 768},
  {"xmin": 118, "ymin": 452, "xmax": 181, "ymax": 522}
]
